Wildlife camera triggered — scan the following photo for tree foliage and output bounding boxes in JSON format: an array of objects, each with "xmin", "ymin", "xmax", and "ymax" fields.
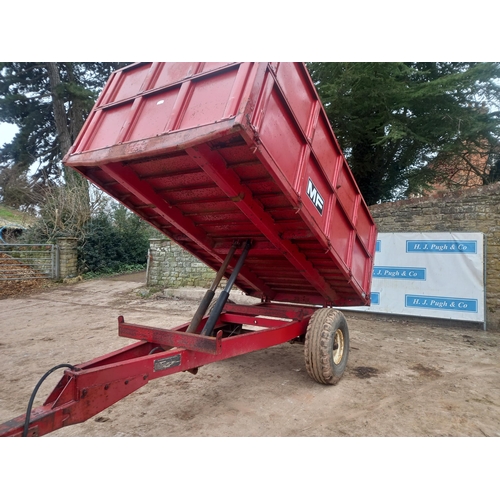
[
  {"xmin": 20, "ymin": 183, "xmax": 109, "ymax": 243},
  {"xmin": 0, "ymin": 162, "xmax": 31, "ymax": 208},
  {"xmin": 307, "ymin": 62, "xmax": 500, "ymax": 205},
  {"xmin": 78, "ymin": 204, "xmax": 155, "ymax": 275},
  {"xmin": 1, "ymin": 62, "xmax": 159, "ymax": 275},
  {"xmin": 0, "ymin": 62, "xmax": 128, "ymax": 209},
  {"xmin": 20, "ymin": 195, "xmax": 156, "ymax": 275}
]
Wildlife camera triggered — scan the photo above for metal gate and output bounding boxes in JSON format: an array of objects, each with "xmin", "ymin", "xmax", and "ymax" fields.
[{"xmin": 0, "ymin": 244, "xmax": 57, "ymax": 281}]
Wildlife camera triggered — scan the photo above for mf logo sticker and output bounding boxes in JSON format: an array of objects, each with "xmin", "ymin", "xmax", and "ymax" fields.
[{"xmin": 306, "ymin": 178, "xmax": 324, "ymax": 215}]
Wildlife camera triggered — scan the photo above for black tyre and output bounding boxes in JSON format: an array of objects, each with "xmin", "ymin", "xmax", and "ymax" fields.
[{"xmin": 304, "ymin": 308, "xmax": 349, "ymax": 385}]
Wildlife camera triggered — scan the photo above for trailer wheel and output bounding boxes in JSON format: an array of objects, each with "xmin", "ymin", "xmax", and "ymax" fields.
[{"xmin": 304, "ymin": 308, "xmax": 349, "ymax": 385}]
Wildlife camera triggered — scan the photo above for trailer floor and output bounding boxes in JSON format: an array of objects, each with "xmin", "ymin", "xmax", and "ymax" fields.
[{"xmin": 1, "ymin": 274, "xmax": 499, "ymax": 437}]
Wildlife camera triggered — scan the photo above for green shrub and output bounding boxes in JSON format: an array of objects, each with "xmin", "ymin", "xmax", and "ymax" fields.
[{"xmin": 78, "ymin": 204, "xmax": 158, "ymax": 275}]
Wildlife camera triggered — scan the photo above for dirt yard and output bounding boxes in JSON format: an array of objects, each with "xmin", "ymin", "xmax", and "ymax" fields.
[{"xmin": 1, "ymin": 272, "xmax": 499, "ymax": 437}]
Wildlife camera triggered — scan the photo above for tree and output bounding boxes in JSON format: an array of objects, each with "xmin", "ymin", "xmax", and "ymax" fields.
[
  {"xmin": 0, "ymin": 63, "xmax": 128, "ymax": 201},
  {"xmin": 21, "ymin": 183, "xmax": 109, "ymax": 243},
  {"xmin": 78, "ymin": 203, "xmax": 155, "ymax": 274},
  {"xmin": 307, "ymin": 62, "xmax": 500, "ymax": 205},
  {"xmin": 0, "ymin": 162, "xmax": 31, "ymax": 209}
]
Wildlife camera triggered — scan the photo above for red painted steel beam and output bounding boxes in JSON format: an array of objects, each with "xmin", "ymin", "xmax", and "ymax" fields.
[
  {"xmin": 223, "ymin": 62, "xmax": 253, "ymax": 119},
  {"xmin": 222, "ymin": 302, "xmax": 318, "ymax": 320},
  {"xmin": 118, "ymin": 317, "xmax": 223, "ymax": 354},
  {"xmin": 219, "ymin": 313, "xmax": 290, "ymax": 328},
  {"xmin": 74, "ymin": 167, "xmax": 272, "ymax": 299},
  {"xmin": 98, "ymin": 162, "xmax": 275, "ymax": 298},
  {"xmin": 186, "ymin": 144, "xmax": 339, "ymax": 303},
  {"xmin": 65, "ymin": 120, "xmax": 240, "ymax": 167},
  {"xmin": 0, "ymin": 314, "xmax": 311, "ymax": 437},
  {"xmin": 118, "ymin": 314, "xmax": 291, "ymax": 342},
  {"xmin": 100, "ymin": 162, "xmax": 216, "ymax": 253}
]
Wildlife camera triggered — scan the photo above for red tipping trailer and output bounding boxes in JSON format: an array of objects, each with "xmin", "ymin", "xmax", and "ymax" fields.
[{"xmin": 0, "ymin": 63, "xmax": 377, "ymax": 437}]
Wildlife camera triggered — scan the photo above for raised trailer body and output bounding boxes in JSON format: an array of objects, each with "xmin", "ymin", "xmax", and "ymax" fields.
[
  {"xmin": 65, "ymin": 62, "xmax": 376, "ymax": 306},
  {"xmin": 1, "ymin": 63, "xmax": 377, "ymax": 437}
]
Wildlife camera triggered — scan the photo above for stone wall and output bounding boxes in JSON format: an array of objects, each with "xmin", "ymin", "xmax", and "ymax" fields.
[
  {"xmin": 369, "ymin": 183, "xmax": 500, "ymax": 330},
  {"xmin": 147, "ymin": 238, "xmax": 222, "ymax": 288},
  {"xmin": 146, "ymin": 182, "xmax": 500, "ymax": 330},
  {"xmin": 56, "ymin": 237, "xmax": 78, "ymax": 279}
]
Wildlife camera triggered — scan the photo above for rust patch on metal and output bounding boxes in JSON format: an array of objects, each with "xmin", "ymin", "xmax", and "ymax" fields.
[{"xmin": 230, "ymin": 192, "xmax": 245, "ymax": 202}]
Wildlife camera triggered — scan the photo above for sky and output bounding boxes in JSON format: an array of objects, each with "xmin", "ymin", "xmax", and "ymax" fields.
[{"xmin": 0, "ymin": 122, "xmax": 18, "ymax": 148}]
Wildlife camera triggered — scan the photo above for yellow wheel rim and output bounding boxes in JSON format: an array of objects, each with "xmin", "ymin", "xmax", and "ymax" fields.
[{"xmin": 333, "ymin": 328, "xmax": 344, "ymax": 365}]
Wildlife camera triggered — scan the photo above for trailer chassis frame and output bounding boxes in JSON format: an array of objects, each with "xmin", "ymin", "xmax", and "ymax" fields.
[{"xmin": 0, "ymin": 301, "xmax": 318, "ymax": 437}]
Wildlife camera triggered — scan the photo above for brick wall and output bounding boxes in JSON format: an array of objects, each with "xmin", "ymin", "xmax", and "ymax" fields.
[{"xmin": 369, "ymin": 183, "xmax": 500, "ymax": 330}]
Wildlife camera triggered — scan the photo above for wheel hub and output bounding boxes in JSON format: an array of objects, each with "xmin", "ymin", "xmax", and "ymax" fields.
[{"xmin": 333, "ymin": 328, "xmax": 344, "ymax": 364}]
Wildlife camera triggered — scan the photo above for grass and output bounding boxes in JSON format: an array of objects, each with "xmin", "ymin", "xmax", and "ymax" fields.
[{"xmin": 0, "ymin": 205, "xmax": 36, "ymax": 226}]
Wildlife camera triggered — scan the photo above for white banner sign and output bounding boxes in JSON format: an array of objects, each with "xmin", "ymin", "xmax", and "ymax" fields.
[{"xmin": 346, "ymin": 232, "xmax": 485, "ymax": 323}]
